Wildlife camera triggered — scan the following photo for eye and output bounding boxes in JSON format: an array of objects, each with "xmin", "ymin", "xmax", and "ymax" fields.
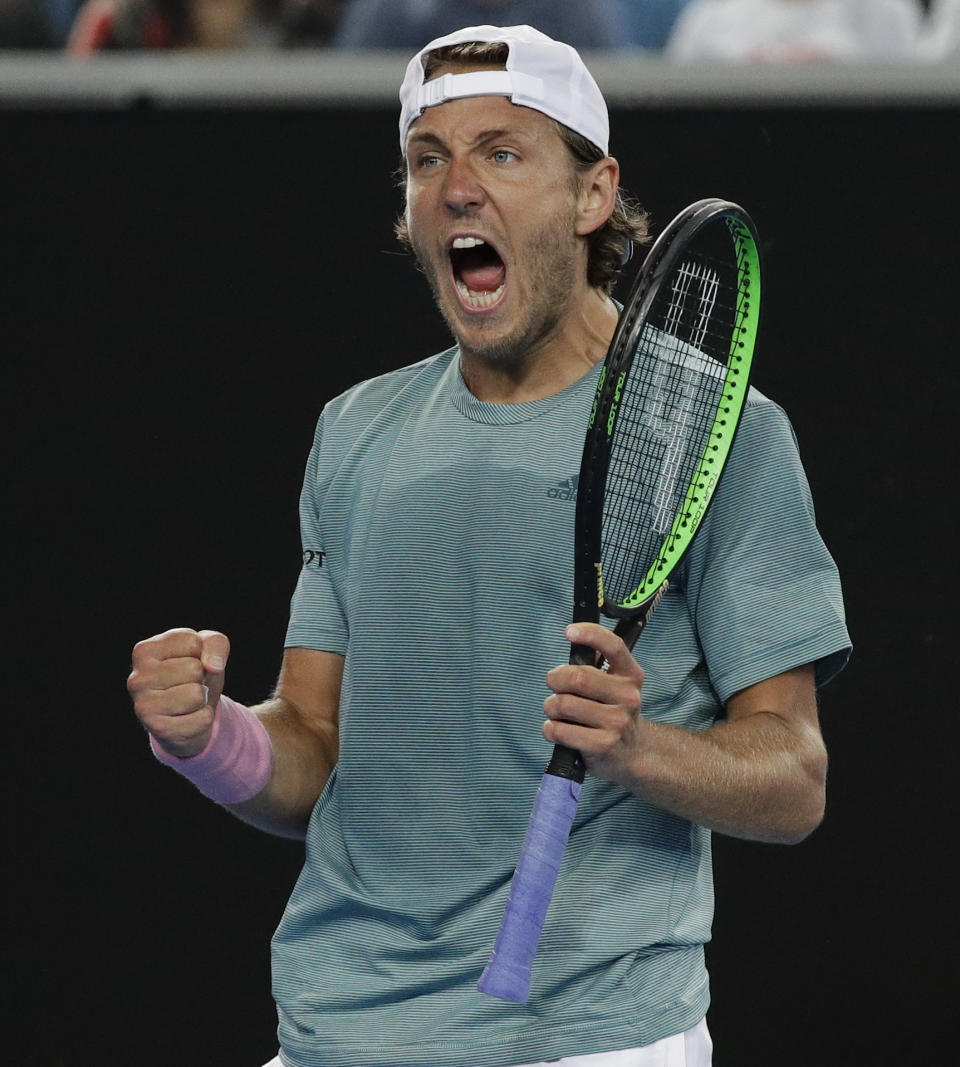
[
  {"xmin": 416, "ymin": 153, "xmax": 444, "ymax": 170},
  {"xmin": 491, "ymin": 149, "xmax": 517, "ymax": 164}
]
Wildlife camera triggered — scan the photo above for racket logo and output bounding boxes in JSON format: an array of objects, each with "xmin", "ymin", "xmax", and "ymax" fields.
[
  {"xmin": 690, "ymin": 471, "xmax": 719, "ymax": 526},
  {"xmin": 606, "ymin": 371, "xmax": 627, "ymax": 436}
]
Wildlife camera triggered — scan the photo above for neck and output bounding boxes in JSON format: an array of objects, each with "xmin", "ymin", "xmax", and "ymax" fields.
[{"xmin": 459, "ymin": 287, "xmax": 619, "ymax": 404}]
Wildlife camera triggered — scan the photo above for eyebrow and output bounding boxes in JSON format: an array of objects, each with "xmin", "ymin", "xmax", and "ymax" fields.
[{"xmin": 406, "ymin": 127, "xmax": 529, "ymax": 153}]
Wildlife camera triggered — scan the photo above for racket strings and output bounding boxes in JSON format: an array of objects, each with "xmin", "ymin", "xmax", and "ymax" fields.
[{"xmin": 601, "ymin": 250, "xmax": 750, "ymax": 605}]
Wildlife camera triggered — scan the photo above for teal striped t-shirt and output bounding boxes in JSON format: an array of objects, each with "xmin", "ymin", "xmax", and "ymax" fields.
[{"xmin": 274, "ymin": 346, "xmax": 850, "ymax": 1067}]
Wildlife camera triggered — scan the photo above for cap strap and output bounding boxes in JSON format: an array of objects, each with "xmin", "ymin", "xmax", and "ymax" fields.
[{"xmin": 416, "ymin": 70, "xmax": 546, "ymax": 112}]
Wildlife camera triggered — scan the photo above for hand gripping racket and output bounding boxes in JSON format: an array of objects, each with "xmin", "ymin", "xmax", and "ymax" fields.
[{"xmin": 477, "ymin": 198, "xmax": 762, "ymax": 1003}]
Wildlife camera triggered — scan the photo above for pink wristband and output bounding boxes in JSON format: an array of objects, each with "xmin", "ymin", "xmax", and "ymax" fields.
[{"xmin": 150, "ymin": 694, "xmax": 273, "ymax": 805}]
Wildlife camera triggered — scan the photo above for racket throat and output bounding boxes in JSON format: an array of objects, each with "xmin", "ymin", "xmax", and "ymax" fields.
[{"xmin": 611, "ymin": 580, "xmax": 669, "ymax": 653}]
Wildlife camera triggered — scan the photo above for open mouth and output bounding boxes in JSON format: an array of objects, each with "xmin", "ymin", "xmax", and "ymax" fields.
[{"xmin": 449, "ymin": 236, "xmax": 506, "ymax": 311}]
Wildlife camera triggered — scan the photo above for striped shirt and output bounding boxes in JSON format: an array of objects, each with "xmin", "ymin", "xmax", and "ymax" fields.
[{"xmin": 275, "ymin": 346, "xmax": 850, "ymax": 1067}]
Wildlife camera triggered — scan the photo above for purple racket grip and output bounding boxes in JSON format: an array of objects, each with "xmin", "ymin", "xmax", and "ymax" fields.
[{"xmin": 477, "ymin": 772, "xmax": 583, "ymax": 1003}]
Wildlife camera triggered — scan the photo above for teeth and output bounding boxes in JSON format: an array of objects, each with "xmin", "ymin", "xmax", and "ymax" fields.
[
  {"xmin": 451, "ymin": 236, "xmax": 486, "ymax": 249},
  {"xmin": 456, "ymin": 279, "xmax": 504, "ymax": 309}
]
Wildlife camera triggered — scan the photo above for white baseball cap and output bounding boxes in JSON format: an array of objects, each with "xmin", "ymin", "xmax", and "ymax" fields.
[{"xmin": 398, "ymin": 24, "xmax": 610, "ymax": 157}]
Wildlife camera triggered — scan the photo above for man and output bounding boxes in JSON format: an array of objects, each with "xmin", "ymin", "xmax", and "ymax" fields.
[{"xmin": 127, "ymin": 24, "xmax": 850, "ymax": 1067}]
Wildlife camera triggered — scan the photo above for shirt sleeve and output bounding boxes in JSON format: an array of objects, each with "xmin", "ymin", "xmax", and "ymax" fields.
[
  {"xmin": 284, "ymin": 411, "xmax": 350, "ymax": 655},
  {"xmin": 683, "ymin": 396, "xmax": 851, "ymax": 704}
]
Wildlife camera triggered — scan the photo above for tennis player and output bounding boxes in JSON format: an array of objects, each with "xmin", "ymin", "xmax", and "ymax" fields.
[{"xmin": 127, "ymin": 25, "xmax": 850, "ymax": 1067}]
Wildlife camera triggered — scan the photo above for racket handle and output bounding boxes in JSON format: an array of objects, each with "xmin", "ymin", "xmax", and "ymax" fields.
[{"xmin": 477, "ymin": 772, "xmax": 582, "ymax": 1003}]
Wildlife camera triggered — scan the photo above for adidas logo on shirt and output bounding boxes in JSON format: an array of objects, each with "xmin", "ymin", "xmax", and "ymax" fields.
[{"xmin": 547, "ymin": 476, "xmax": 579, "ymax": 501}]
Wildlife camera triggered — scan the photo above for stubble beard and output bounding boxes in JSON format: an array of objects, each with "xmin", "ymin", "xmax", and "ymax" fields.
[{"xmin": 413, "ymin": 209, "xmax": 581, "ymax": 372}]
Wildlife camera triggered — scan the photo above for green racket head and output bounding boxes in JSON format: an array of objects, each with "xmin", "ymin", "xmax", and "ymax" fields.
[{"xmin": 573, "ymin": 199, "xmax": 761, "ymax": 627}]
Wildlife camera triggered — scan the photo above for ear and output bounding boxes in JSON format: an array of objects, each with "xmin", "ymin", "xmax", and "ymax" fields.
[{"xmin": 575, "ymin": 156, "xmax": 620, "ymax": 237}]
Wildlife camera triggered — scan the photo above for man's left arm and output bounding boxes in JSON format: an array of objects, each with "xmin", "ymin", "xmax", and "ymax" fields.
[{"xmin": 543, "ymin": 622, "xmax": 827, "ymax": 845}]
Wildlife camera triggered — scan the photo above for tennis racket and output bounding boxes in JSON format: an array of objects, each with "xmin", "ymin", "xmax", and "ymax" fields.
[{"xmin": 477, "ymin": 198, "xmax": 762, "ymax": 1003}]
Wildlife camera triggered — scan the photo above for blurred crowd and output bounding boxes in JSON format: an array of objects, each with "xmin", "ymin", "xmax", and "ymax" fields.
[{"xmin": 0, "ymin": 0, "xmax": 956, "ymax": 60}]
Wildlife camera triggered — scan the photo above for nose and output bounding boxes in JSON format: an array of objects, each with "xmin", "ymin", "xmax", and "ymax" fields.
[{"xmin": 443, "ymin": 156, "xmax": 485, "ymax": 215}]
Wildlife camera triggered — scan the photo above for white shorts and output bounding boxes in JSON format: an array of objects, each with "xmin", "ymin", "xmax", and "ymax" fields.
[{"xmin": 261, "ymin": 1017, "xmax": 712, "ymax": 1067}]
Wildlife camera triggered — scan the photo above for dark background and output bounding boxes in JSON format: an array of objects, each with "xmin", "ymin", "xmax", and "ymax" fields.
[{"xmin": 5, "ymin": 103, "xmax": 955, "ymax": 1065}]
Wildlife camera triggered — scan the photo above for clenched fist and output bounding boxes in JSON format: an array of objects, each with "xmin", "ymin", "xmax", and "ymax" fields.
[{"xmin": 127, "ymin": 628, "xmax": 230, "ymax": 758}]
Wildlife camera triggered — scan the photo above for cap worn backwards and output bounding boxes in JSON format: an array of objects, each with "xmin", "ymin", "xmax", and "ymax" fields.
[{"xmin": 398, "ymin": 24, "xmax": 610, "ymax": 157}]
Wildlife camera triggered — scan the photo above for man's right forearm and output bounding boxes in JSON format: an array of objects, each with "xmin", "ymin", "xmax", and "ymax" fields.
[
  {"xmin": 130, "ymin": 633, "xmax": 343, "ymax": 838},
  {"xmin": 226, "ymin": 697, "xmax": 339, "ymax": 840}
]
